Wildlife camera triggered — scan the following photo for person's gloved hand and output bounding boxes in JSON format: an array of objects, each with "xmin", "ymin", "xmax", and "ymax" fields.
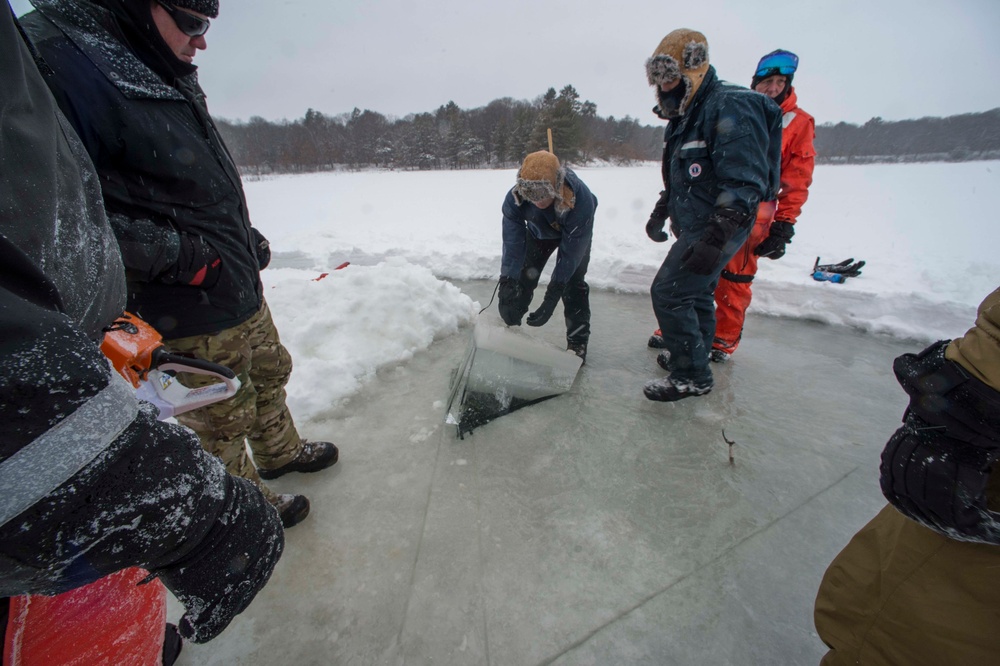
[
  {"xmin": 645, "ymin": 217, "xmax": 669, "ymax": 243},
  {"xmin": 815, "ymin": 258, "xmax": 865, "ymax": 277},
  {"xmin": 251, "ymin": 227, "xmax": 271, "ymax": 270},
  {"xmin": 879, "ymin": 340, "xmax": 1000, "ymax": 545},
  {"xmin": 753, "ymin": 220, "xmax": 795, "ymax": 259},
  {"xmin": 497, "ymin": 277, "xmax": 526, "ymax": 326},
  {"xmin": 157, "ymin": 474, "xmax": 284, "ymax": 643},
  {"xmin": 527, "ymin": 282, "xmax": 565, "ymax": 327},
  {"xmin": 169, "ymin": 234, "xmax": 221, "ymax": 287},
  {"xmin": 880, "ymin": 410, "xmax": 1000, "ymax": 544},
  {"xmin": 681, "ymin": 208, "xmax": 749, "ymax": 275}
]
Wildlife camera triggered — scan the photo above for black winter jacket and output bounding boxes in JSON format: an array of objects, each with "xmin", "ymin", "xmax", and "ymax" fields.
[
  {"xmin": 500, "ymin": 169, "xmax": 597, "ymax": 284},
  {"xmin": 649, "ymin": 67, "xmax": 782, "ymax": 235},
  {"xmin": 22, "ymin": 0, "xmax": 265, "ymax": 339},
  {"xmin": 1, "ymin": 5, "xmax": 282, "ymax": 643}
]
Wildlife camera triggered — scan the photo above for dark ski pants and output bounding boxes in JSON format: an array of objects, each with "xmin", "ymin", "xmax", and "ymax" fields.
[
  {"xmin": 518, "ymin": 235, "xmax": 591, "ymax": 345},
  {"xmin": 650, "ymin": 225, "xmax": 752, "ymax": 382}
]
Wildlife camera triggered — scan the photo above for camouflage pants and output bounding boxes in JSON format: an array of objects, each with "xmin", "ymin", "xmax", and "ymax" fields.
[{"xmin": 168, "ymin": 300, "xmax": 301, "ymax": 503}]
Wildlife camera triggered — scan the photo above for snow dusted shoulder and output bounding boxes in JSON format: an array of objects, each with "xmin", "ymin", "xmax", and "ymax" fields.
[
  {"xmin": 247, "ymin": 161, "xmax": 1000, "ymax": 348},
  {"xmin": 264, "ymin": 259, "xmax": 477, "ymax": 423}
]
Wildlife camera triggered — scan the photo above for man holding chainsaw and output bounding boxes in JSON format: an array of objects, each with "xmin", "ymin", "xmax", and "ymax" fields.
[
  {"xmin": 22, "ymin": 0, "xmax": 338, "ymax": 527},
  {"xmin": 1, "ymin": 1, "xmax": 282, "ymax": 646}
]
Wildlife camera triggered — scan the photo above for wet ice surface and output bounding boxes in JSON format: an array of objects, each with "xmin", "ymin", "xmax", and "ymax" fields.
[{"xmin": 171, "ymin": 280, "xmax": 915, "ymax": 665}]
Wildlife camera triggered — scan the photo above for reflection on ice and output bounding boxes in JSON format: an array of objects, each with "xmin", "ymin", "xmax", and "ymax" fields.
[{"xmin": 445, "ymin": 320, "xmax": 583, "ymax": 437}]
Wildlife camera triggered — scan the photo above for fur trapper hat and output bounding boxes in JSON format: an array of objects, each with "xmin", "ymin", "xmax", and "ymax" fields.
[
  {"xmin": 513, "ymin": 151, "xmax": 575, "ymax": 215},
  {"xmin": 645, "ymin": 29, "xmax": 710, "ymax": 118},
  {"xmin": 171, "ymin": 0, "xmax": 219, "ymax": 18}
]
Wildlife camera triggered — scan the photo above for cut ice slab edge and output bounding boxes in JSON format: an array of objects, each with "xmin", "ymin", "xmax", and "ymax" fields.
[{"xmin": 473, "ymin": 321, "xmax": 584, "ymax": 373}]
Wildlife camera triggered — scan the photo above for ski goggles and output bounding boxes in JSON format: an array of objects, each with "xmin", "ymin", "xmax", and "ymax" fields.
[
  {"xmin": 156, "ymin": 0, "xmax": 211, "ymax": 37},
  {"xmin": 755, "ymin": 50, "xmax": 798, "ymax": 78}
]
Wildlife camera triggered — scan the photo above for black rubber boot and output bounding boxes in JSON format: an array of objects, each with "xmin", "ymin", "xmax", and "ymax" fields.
[{"xmin": 258, "ymin": 440, "xmax": 339, "ymax": 480}]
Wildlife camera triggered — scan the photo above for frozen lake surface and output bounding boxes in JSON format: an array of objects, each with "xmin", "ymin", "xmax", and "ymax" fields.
[{"xmin": 172, "ymin": 279, "xmax": 915, "ymax": 665}]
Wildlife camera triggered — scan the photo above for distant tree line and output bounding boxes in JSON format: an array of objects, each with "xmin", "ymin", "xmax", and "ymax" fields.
[
  {"xmin": 216, "ymin": 85, "xmax": 662, "ymax": 174},
  {"xmin": 213, "ymin": 87, "xmax": 1000, "ymax": 174},
  {"xmin": 814, "ymin": 109, "xmax": 1000, "ymax": 163}
]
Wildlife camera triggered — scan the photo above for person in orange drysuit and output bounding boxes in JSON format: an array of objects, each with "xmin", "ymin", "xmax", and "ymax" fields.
[{"xmin": 648, "ymin": 49, "xmax": 816, "ymax": 360}]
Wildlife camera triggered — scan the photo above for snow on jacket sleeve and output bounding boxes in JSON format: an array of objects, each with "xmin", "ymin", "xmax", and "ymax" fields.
[{"xmin": 775, "ymin": 91, "xmax": 816, "ymax": 224}]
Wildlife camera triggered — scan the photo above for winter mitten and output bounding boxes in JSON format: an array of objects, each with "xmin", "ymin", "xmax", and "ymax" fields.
[
  {"xmin": 753, "ymin": 220, "xmax": 795, "ymax": 259},
  {"xmin": 527, "ymin": 282, "xmax": 565, "ymax": 327},
  {"xmin": 879, "ymin": 340, "xmax": 1000, "ymax": 544},
  {"xmin": 156, "ymin": 474, "xmax": 284, "ymax": 643},
  {"xmin": 169, "ymin": 233, "xmax": 221, "ymax": 287},
  {"xmin": 497, "ymin": 277, "xmax": 526, "ymax": 326},
  {"xmin": 251, "ymin": 227, "xmax": 271, "ymax": 270},
  {"xmin": 645, "ymin": 217, "xmax": 669, "ymax": 243},
  {"xmin": 815, "ymin": 258, "xmax": 865, "ymax": 277},
  {"xmin": 681, "ymin": 208, "xmax": 749, "ymax": 275}
]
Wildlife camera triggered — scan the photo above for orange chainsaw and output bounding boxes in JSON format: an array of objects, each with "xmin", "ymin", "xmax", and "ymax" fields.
[{"xmin": 101, "ymin": 312, "xmax": 240, "ymax": 418}]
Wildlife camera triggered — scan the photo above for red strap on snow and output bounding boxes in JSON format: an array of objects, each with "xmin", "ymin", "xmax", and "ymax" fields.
[{"xmin": 313, "ymin": 262, "xmax": 350, "ymax": 281}]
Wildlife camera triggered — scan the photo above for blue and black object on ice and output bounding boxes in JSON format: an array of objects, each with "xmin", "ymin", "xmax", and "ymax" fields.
[{"xmin": 812, "ymin": 256, "xmax": 865, "ymax": 283}]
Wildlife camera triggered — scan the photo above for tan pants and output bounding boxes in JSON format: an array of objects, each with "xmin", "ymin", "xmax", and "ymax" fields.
[
  {"xmin": 815, "ymin": 505, "xmax": 1000, "ymax": 665},
  {"xmin": 169, "ymin": 300, "xmax": 301, "ymax": 502}
]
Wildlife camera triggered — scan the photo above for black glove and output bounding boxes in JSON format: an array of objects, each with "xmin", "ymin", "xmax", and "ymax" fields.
[
  {"xmin": 815, "ymin": 257, "xmax": 865, "ymax": 277},
  {"xmin": 497, "ymin": 277, "xmax": 526, "ymax": 326},
  {"xmin": 753, "ymin": 220, "xmax": 795, "ymax": 259},
  {"xmin": 156, "ymin": 475, "xmax": 285, "ymax": 643},
  {"xmin": 681, "ymin": 208, "xmax": 750, "ymax": 275},
  {"xmin": 879, "ymin": 340, "xmax": 1000, "ymax": 544},
  {"xmin": 527, "ymin": 282, "xmax": 565, "ymax": 327},
  {"xmin": 251, "ymin": 227, "xmax": 271, "ymax": 270},
  {"xmin": 646, "ymin": 218, "xmax": 669, "ymax": 243},
  {"xmin": 169, "ymin": 234, "xmax": 221, "ymax": 288}
]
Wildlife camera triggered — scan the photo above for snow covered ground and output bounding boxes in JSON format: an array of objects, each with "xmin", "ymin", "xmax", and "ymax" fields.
[{"xmin": 251, "ymin": 161, "xmax": 999, "ymax": 425}]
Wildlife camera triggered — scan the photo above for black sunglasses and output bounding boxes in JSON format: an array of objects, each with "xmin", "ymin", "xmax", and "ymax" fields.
[{"xmin": 156, "ymin": 0, "xmax": 210, "ymax": 37}]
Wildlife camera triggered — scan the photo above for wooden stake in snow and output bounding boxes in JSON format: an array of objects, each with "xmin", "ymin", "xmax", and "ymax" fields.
[{"xmin": 547, "ymin": 128, "xmax": 554, "ymax": 154}]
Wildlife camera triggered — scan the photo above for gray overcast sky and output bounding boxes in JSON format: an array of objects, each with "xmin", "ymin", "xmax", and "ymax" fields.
[{"xmin": 12, "ymin": 0, "xmax": 1000, "ymax": 125}]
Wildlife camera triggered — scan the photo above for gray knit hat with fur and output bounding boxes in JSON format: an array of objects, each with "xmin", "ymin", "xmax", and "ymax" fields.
[{"xmin": 170, "ymin": 0, "xmax": 219, "ymax": 19}]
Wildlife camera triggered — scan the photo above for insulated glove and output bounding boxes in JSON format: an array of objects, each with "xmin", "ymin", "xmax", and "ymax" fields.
[
  {"xmin": 879, "ymin": 340, "xmax": 1000, "ymax": 544},
  {"xmin": 251, "ymin": 227, "xmax": 271, "ymax": 270},
  {"xmin": 646, "ymin": 191, "xmax": 671, "ymax": 242},
  {"xmin": 497, "ymin": 277, "xmax": 526, "ymax": 326},
  {"xmin": 753, "ymin": 220, "xmax": 795, "ymax": 259},
  {"xmin": 527, "ymin": 282, "xmax": 565, "ymax": 327},
  {"xmin": 681, "ymin": 208, "xmax": 750, "ymax": 276},
  {"xmin": 156, "ymin": 474, "xmax": 284, "ymax": 643},
  {"xmin": 645, "ymin": 218, "xmax": 669, "ymax": 243},
  {"xmin": 169, "ymin": 233, "xmax": 221, "ymax": 287},
  {"xmin": 814, "ymin": 257, "xmax": 865, "ymax": 277}
]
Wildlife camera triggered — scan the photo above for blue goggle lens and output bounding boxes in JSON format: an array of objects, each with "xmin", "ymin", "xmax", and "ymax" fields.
[{"xmin": 755, "ymin": 51, "xmax": 798, "ymax": 78}]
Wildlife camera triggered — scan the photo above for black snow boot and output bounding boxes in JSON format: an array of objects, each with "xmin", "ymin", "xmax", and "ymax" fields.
[
  {"xmin": 643, "ymin": 374, "xmax": 713, "ymax": 402},
  {"xmin": 710, "ymin": 349, "xmax": 731, "ymax": 363},
  {"xmin": 258, "ymin": 440, "xmax": 339, "ymax": 480},
  {"xmin": 274, "ymin": 494, "xmax": 311, "ymax": 529},
  {"xmin": 568, "ymin": 341, "xmax": 587, "ymax": 364},
  {"xmin": 648, "ymin": 329, "xmax": 667, "ymax": 348},
  {"xmin": 656, "ymin": 350, "xmax": 676, "ymax": 372}
]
